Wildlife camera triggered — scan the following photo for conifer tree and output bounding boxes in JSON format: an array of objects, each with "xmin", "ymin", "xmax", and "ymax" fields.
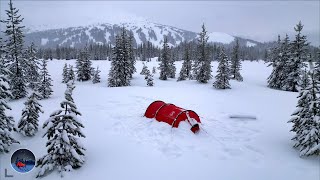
[
  {"xmin": 289, "ymin": 70, "xmax": 320, "ymax": 156},
  {"xmin": 36, "ymin": 81, "xmax": 85, "ymax": 177},
  {"xmin": 213, "ymin": 47, "xmax": 231, "ymax": 89},
  {"xmin": 18, "ymin": 92, "xmax": 43, "ymax": 137},
  {"xmin": 76, "ymin": 47, "xmax": 92, "ymax": 81},
  {"xmin": 152, "ymin": 67, "xmax": 156, "ymax": 74},
  {"xmin": 230, "ymin": 39, "xmax": 243, "ymax": 81},
  {"xmin": 25, "ymin": 42, "xmax": 40, "ymax": 89},
  {"xmin": 37, "ymin": 59, "xmax": 53, "ymax": 99},
  {"xmin": 0, "ymin": 63, "xmax": 19, "ymax": 153},
  {"xmin": 145, "ymin": 69, "xmax": 154, "ymax": 86},
  {"xmin": 194, "ymin": 24, "xmax": 211, "ymax": 83},
  {"xmin": 300, "ymin": 69, "xmax": 310, "ymax": 89},
  {"xmin": 92, "ymin": 66, "xmax": 101, "ymax": 84},
  {"xmin": 268, "ymin": 34, "xmax": 291, "ymax": 89},
  {"xmin": 178, "ymin": 45, "xmax": 192, "ymax": 81},
  {"xmin": 1, "ymin": 0, "xmax": 27, "ymax": 99},
  {"xmin": 128, "ymin": 32, "xmax": 136, "ymax": 78},
  {"xmin": 159, "ymin": 36, "xmax": 170, "ymax": 80},
  {"xmin": 121, "ymin": 28, "xmax": 131, "ymax": 84},
  {"xmin": 284, "ymin": 21, "xmax": 309, "ymax": 92},
  {"xmin": 108, "ymin": 34, "xmax": 130, "ymax": 87},
  {"xmin": 168, "ymin": 51, "xmax": 176, "ymax": 78},
  {"xmin": 69, "ymin": 65, "xmax": 75, "ymax": 81},
  {"xmin": 140, "ymin": 63, "xmax": 148, "ymax": 75},
  {"xmin": 62, "ymin": 63, "xmax": 69, "ymax": 83}
]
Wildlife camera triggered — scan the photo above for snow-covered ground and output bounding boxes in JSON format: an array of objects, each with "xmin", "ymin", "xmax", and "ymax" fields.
[{"xmin": 0, "ymin": 58, "xmax": 319, "ymax": 180}]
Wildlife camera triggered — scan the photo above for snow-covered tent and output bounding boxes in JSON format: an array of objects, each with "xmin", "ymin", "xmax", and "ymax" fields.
[{"xmin": 144, "ymin": 101, "xmax": 201, "ymax": 133}]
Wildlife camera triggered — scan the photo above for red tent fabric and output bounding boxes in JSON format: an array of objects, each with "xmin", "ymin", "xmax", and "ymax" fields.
[{"xmin": 144, "ymin": 101, "xmax": 201, "ymax": 133}]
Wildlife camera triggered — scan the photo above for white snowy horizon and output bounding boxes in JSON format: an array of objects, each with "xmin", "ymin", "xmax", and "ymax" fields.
[{"xmin": 0, "ymin": 1, "xmax": 319, "ymax": 45}]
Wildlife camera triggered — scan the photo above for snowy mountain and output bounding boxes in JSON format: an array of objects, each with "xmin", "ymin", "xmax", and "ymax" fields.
[{"xmin": 23, "ymin": 21, "xmax": 260, "ymax": 48}]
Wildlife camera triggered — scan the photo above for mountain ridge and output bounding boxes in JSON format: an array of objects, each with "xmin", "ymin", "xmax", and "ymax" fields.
[{"xmin": 22, "ymin": 21, "xmax": 261, "ymax": 49}]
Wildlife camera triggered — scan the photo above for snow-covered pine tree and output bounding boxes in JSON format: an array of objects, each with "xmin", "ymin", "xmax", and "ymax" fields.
[
  {"xmin": 0, "ymin": 63, "xmax": 19, "ymax": 153},
  {"xmin": 69, "ymin": 65, "xmax": 75, "ymax": 81},
  {"xmin": 121, "ymin": 27, "xmax": 131, "ymax": 85},
  {"xmin": 128, "ymin": 32, "xmax": 136, "ymax": 78},
  {"xmin": 159, "ymin": 36, "xmax": 170, "ymax": 80},
  {"xmin": 194, "ymin": 24, "xmax": 211, "ymax": 83},
  {"xmin": 268, "ymin": 34, "xmax": 291, "ymax": 89},
  {"xmin": 168, "ymin": 51, "xmax": 176, "ymax": 78},
  {"xmin": 178, "ymin": 45, "xmax": 192, "ymax": 81},
  {"xmin": 152, "ymin": 67, "xmax": 156, "ymax": 74},
  {"xmin": 62, "ymin": 63, "xmax": 69, "ymax": 83},
  {"xmin": 284, "ymin": 21, "xmax": 309, "ymax": 92},
  {"xmin": 36, "ymin": 81, "xmax": 85, "ymax": 177},
  {"xmin": 230, "ymin": 39, "xmax": 243, "ymax": 81},
  {"xmin": 140, "ymin": 63, "xmax": 148, "ymax": 75},
  {"xmin": 92, "ymin": 66, "xmax": 101, "ymax": 84},
  {"xmin": 289, "ymin": 70, "xmax": 320, "ymax": 156},
  {"xmin": 300, "ymin": 69, "xmax": 310, "ymax": 89},
  {"xmin": 18, "ymin": 92, "xmax": 43, "ymax": 137},
  {"xmin": 76, "ymin": 46, "xmax": 92, "ymax": 81},
  {"xmin": 37, "ymin": 59, "xmax": 53, "ymax": 99},
  {"xmin": 25, "ymin": 42, "xmax": 40, "ymax": 90},
  {"xmin": 1, "ymin": 0, "xmax": 27, "ymax": 99},
  {"xmin": 213, "ymin": 47, "xmax": 231, "ymax": 89},
  {"xmin": 75, "ymin": 54, "xmax": 84, "ymax": 81},
  {"xmin": 145, "ymin": 69, "xmax": 154, "ymax": 86},
  {"xmin": 108, "ymin": 34, "xmax": 130, "ymax": 87}
]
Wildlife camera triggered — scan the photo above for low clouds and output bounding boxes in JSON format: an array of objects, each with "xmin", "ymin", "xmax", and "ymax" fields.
[{"xmin": 0, "ymin": 1, "xmax": 319, "ymax": 45}]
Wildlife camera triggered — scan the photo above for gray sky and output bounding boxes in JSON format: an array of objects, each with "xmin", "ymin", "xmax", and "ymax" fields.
[{"xmin": 1, "ymin": 1, "xmax": 319, "ymax": 45}]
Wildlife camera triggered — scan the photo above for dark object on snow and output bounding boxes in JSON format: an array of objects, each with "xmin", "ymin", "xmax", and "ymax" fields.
[
  {"xmin": 145, "ymin": 101, "xmax": 201, "ymax": 134},
  {"xmin": 229, "ymin": 115, "xmax": 257, "ymax": 120}
]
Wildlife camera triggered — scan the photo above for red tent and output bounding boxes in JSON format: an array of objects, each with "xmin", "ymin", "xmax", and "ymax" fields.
[{"xmin": 144, "ymin": 101, "xmax": 201, "ymax": 133}]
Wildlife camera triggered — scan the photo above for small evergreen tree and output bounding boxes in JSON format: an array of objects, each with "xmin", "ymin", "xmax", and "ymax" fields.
[
  {"xmin": 18, "ymin": 92, "xmax": 43, "ymax": 137},
  {"xmin": 194, "ymin": 24, "xmax": 211, "ymax": 83},
  {"xmin": 108, "ymin": 34, "xmax": 130, "ymax": 87},
  {"xmin": 178, "ymin": 45, "xmax": 192, "ymax": 81},
  {"xmin": 284, "ymin": 21, "xmax": 309, "ymax": 92},
  {"xmin": 128, "ymin": 32, "xmax": 136, "ymax": 78},
  {"xmin": 300, "ymin": 69, "xmax": 310, "ymax": 89},
  {"xmin": 25, "ymin": 42, "xmax": 40, "ymax": 89},
  {"xmin": 168, "ymin": 51, "xmax": 176, "ymax": 78},
  {"xmin": 268, "ymin": 34, "xmax": 291, "ymax": 89},
  {"xmin": 159, "ymin": 36, "xmax": 170, "ymax": 80},
  {"xmin": 92, "ymin": 66, "xmax": 101, "ymax": 84},
  {"xmin": 145, "ymin": 69, "xmax": 154, "ymax": 86},
  {"xmin": 140, "ymin": 63, "xmax": 148, "ymax": 75},
  {"xmin": 230, "ymin": 39, "xmax": 243, "ymax": 81},
  {"xmin": 1, "ymin": 0, "xmax": 28, "ymax": 99},
  {"xmin": 62, "ymin": 63, "xmax": 69, "ymax": 83},
  {"xmin": 68, "ymin": 65, "xmax": 75, "ymax": 81},
  {"xmin": 213, "ymin": 48, "xmax": 231, "ymax": 89},
  {"xmin": 76, "ymin": 47, "xmax": 92, "ymax": 81},
  {"xmin": 152, "ymin": 67, "xmax": 156, "ymax": 74},
  {"xmin": 37, "ymin": 59, "xmax": 53, "ymax": 99},
  {"xmin": 36, "ymin": 81, "xmax": 85, "ymax": 177},
  {"xmin": 0, "ymin": 63, "xmax": 19, "ymax": 153},
  {"xmin": 289, "ymin": 70, "xmax": 320, "ymax": 156}
]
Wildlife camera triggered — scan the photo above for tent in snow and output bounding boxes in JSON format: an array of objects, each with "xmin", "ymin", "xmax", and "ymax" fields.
[{"xmin": 144, "ymin": 101, "xmax": 201, "ymax": 133}]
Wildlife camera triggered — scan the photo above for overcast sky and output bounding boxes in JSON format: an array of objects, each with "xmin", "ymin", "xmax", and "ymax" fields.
[{"xmin": 1, "ymin": 1, "xmax": 319, "ymax": 45}]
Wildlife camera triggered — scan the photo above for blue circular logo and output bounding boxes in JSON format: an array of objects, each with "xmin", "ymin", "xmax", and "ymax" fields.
[{"xmin": 11, "ymin": 149, "xmax": 36, "ymax": 173}]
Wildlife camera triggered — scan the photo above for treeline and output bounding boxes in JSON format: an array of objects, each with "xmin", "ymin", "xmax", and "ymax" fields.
[{"xmin": 37, "ymin": 40, "xmax": 161, "ymax": 61}]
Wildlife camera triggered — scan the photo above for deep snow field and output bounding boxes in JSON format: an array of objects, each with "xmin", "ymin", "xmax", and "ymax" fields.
[{"xmin": 0, "ymin": 58, "xmax": 319, "ymax": 180}]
